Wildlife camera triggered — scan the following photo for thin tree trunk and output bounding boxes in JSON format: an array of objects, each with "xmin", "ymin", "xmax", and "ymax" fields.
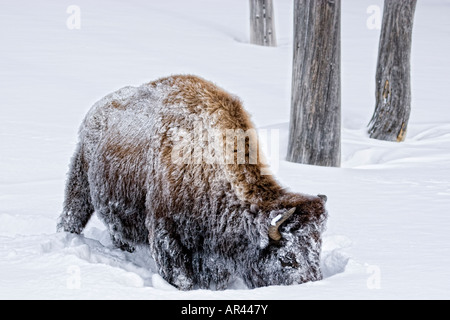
[
  {"xmin": 368, "ymin": 0, "xmax": 417, "ymax": 142},
  {"xmin": 287, "ymin": 0, "xmax": 341, "ymax": 167},
  {"xmin": 249, "ymin": 0, "xmax": 277, "ymax": 47}
]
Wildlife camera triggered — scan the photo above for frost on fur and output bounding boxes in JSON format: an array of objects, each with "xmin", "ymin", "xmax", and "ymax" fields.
[{"xmin": 57, "ymin": 75, "xmax": 328, "ymax": 290}]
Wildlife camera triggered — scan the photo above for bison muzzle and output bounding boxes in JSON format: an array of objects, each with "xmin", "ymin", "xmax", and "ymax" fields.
[{"xmin": 57, "ymin": 75, "xmax": 328, "ymax": 290}]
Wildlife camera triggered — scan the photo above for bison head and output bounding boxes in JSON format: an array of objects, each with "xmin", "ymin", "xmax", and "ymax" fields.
[{"xmin": 244, "ymin": 194, "xmax": 328, "ymax": 288}]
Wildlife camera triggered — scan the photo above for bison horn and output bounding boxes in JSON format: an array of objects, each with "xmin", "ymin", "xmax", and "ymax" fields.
[{"xmin": 268, "ymin": 207, "xmax": 296, "ymax": 241}]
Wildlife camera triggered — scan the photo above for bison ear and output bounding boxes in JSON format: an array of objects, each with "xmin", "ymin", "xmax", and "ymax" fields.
[{"xmin": 268, "ymin": 207, "xmax": 296, "ymax": 241}]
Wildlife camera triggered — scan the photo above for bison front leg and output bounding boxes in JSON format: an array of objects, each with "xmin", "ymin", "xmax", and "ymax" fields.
[{"xmin": 148, "ymin": 219, "xmax": 194, "ymax": 290}]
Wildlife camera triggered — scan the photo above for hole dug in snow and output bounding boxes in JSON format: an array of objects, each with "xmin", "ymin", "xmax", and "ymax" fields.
[{"xmin": 320, "ymin": 235, "xmax": 352, "ymax": 279}]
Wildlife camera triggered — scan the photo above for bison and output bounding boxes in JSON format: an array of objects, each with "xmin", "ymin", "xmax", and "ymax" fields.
[{"xmin": 57, "ymin": 75, "xmax": 328, "ymax": 290}]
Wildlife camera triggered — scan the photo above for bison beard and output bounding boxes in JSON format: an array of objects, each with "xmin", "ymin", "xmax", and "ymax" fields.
[{"xmin": 57, "ymin": 75, "xmax": 328, "ymax": 290}]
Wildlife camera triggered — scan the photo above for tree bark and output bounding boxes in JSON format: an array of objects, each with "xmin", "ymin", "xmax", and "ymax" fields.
[
  {"xmin": 368, "ymin": 0, "xmax": 417, "ymax": 142},
  {"xmin": 287, "ymin": 0, "xmax": 341, "ymax": 167},
  {"xmin": 249, "ymin": 0, "xmax": 277, "ymax": 47}
]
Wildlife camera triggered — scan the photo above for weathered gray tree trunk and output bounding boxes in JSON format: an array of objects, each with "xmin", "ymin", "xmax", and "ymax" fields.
[
  {"xmin": 287, "ymin": 0, "xmax": 341, "ymax": 167},
  {"xmin": 368, "ymin": 0, "xmax": 417, "ymax": 142},
  {"xmin": 249, "ymin": 0, "xmax": 277, "ymax": 47}
]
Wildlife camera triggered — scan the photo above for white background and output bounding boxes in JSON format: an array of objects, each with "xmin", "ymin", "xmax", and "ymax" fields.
[{"xmin": 1, "ymin": 0, "xmax": 449, "ymax": 299}]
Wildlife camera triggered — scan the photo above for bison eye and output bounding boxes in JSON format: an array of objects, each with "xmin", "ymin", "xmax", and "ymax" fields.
[{"xmin": 279, "ymin": 252, "xmax": 299, "ymax": 268}]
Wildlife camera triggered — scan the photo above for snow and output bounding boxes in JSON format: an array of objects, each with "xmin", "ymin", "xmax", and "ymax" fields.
[
  {"xmin": 271, "ymin": 214, "xmax": 284, "ymax": 227},
  {"xmin": 1, "ymin": 0, "xmax": 450, "ymax": 299}
]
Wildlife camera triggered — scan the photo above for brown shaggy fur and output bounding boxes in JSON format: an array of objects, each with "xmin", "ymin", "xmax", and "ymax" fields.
[
  {"xmin": 57, "ymin": 74, "xmax": 328, "ymax": 290},
  {"xmin": 151, "ymin": 75, "xmax": 284, "ymax": 207}
]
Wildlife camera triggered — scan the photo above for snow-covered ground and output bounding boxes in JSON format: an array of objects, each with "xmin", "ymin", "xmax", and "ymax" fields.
[{"xmin": 1, "ymin": 0, "xmax": 450, "ymax": 299}]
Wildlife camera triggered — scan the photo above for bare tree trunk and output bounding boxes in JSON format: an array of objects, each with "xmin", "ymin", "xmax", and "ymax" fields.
[
  {"xmin": 368, "ymin": 0, "xmax": 417, "ymax": 142},
  {"xmin": 287, "ymin": 0, "xmax": 341, "ymax": 167},
  {"xmin": 249, "ymin": 0, "xmax": 277, "ymax": 47}
]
